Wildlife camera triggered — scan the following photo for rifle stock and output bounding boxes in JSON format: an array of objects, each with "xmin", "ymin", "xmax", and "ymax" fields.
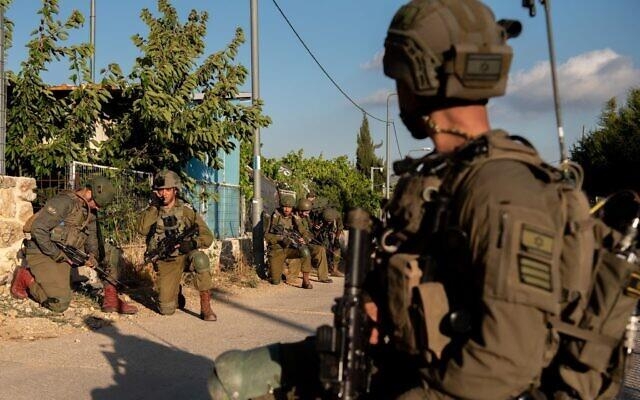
[{"xmin": 317, "ymin": 208, "xmax": 373, "ymax": 399}]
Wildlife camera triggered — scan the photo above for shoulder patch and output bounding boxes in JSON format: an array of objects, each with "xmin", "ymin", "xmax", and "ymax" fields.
[{"xmin": 46, "ymin": 206, "xmax": 58, "ymax": 215}]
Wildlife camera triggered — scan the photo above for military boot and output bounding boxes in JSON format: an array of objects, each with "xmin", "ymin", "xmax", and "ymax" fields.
[
  {"xmin": 10, "ymin": 266, "xmax": 35, "ymax": 299},
  {"xmin": 330, "ymin": 266, "xmax": 344, "ymax": 277},
  {"xmin": 101, "ymin": 284, "xmax": 138, "ymax": 314},
  {"xmin": 200, "ymin": 291, "xmax": 217, "ymax": 321},
  {"xmin": 301, "ymin": 272, "xmax": 313, "ymax": 289}
]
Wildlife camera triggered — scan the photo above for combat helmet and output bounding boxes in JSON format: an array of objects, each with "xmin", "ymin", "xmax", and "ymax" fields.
[
  {"xmin": 153, "ymin": 170, "xmax": 182, "ymax": 190},
  {"xmin": 322, "ymin": 207, "xmax": 340, "ymax": 222},
  {"xmin": 383, "ymin": 0, "xmax": 516, "ymax": 102},
  {"xmin": 88, "ymin": 176, "xmax": 116, "ymax": 207},
  {"xmin": 296, "ymin": 198, "xmax": 313, "ymax": 211},
  {"xmin": 279, "ymin": 196, "xmax": 295, "ymax": 208}
]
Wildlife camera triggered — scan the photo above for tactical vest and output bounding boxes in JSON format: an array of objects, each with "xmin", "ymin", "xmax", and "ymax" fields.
[
  {"xmin": 381, "ymin": 131, "xmax": 639, "ymax": 399},
  {"xmin": 147, "ymin": 202, "xmax": 192, "ymax": 256},
  {"xmin": 24, "ymin": 191, "xmax": 92, "ymax": 249}
]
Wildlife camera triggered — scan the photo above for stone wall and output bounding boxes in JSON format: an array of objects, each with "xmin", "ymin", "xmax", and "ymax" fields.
[{"xmin": 0, "ymin": 176, "xmax": 37, "ymax": 284}]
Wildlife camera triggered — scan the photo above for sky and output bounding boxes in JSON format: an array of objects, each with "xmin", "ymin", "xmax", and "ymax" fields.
[{"xmin": 5, "ymin": 0, "xmax": 640, "ymax": 167}]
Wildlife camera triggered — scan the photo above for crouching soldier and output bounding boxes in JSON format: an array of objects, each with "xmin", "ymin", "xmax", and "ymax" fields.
[
  {"xmin": 137, "ymin": 170, "xmax": 217, "ymax": 321},
  {"xmin": 11, "ymin": 177, "xmax": 138, "ymax": 314}
]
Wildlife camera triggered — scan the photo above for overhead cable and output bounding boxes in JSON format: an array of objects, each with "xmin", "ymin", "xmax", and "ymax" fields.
[{"xmin": 270, "ymin": 0, "xmax": 387, "ymax": 124}]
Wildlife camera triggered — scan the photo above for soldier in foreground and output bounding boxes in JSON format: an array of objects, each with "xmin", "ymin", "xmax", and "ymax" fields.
[
  {"xmin": 264, "ymin": 195, "xmax": 314, "ymax": 289},
  {"xmin": 137, "ymin": 170, "xmax": 217, "ymax": 321},
  {"xmin": 208, "ymin": 0, "xmax": 637, "ymax": 398},
  {"xmin": 11, "ymin": 177, "xmax": 137, "ymax": 314}
]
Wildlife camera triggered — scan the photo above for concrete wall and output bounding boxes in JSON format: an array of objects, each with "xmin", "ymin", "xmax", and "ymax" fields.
[{"xmin": 0, "ymin": 176, "xmax": 37, "ymax": 283}]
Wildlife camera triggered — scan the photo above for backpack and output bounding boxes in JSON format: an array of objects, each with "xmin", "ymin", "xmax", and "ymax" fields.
[
  {"xmin": 452, "ymin": 133, "xmax": 640, "ymax": 399},
  {"xmin": 382, "ymin": 132, "xmax": 639, "ymax": 399}
]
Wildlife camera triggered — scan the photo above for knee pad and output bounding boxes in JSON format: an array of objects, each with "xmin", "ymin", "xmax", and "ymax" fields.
[
  {"xmin": 209, "ymin": 345, "xmax": 283, "ymax": 399},
  {"xmin": 190, "ymin": 251, "xmax": 210, "ymax": 273}
]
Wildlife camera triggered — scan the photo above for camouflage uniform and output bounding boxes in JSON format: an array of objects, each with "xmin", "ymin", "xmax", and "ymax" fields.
[
  {"xmin": 12, "ymin": 177, "xmax": 135, "ymax": 313},
  {"xmin": 264, "ymin": 202, "xmax": 312, "ymax": 286},
  {"xmin": 295, "ymin": 199, "xmax": 331, "ymax": 282},
  {"xmin": 137, "ymin": 198, "xmax": 214, "ymax": 315},
  {"xmin": 137, "ymin": 170, "xmax": 217, "ymax": 320},
  {"xmin": 315, "ymin": 207, "xmax": 344, "ymax": 275},
  {"xmin": 22, "ymin": 191, "xmax": 100, "ymax": 312}
]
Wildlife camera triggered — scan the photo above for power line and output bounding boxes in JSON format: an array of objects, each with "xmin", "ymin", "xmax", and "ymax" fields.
[
  {"xmin": 270, "ymin": 0, "xmax": 387, "ymax": 124},
  {"xmin": 391, "ymin": 120, "xmax": 402, "ymax": 158}
]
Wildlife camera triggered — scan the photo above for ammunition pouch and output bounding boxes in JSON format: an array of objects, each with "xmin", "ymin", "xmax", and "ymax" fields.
[
  {"xmin": 50, "ymin": 225, "xmax": 88, "ymax": 250},
  {"xmin": 386, "ymin": 253, "xmax": 451, "ymax": 362}
]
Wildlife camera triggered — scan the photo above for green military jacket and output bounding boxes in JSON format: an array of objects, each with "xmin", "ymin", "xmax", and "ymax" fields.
[
  {"xmin": 265, "ymin": 209, "xmax": 307, "ymax": 248},
  {"xmin": 136, "ymin": 199, "xmax": 213, "ymax": 257},
  {"xmin": 382, "ymin": 130, "xmax": 581, "ymax": 399},
  {"xmin": 295, "ymin": 214, "xmax": 316, "ymax": 243},
  {"xmin": 439, "ymin": 130, "xmax": 578, "ymax": 398},
  {"xmin": 28, "ymin": 191, "xmax": 98, "ymax": 262}
]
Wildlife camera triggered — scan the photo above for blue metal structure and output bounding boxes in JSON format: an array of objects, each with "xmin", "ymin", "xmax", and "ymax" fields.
[{"xmin": 185, "ymin": 139, "xmax": 242, "ymax": 239}]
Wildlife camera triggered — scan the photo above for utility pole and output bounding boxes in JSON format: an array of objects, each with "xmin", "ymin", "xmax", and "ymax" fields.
[
  {"xmin": 250, "ymin": 0, "xmax": 264, "ymax": 268},
  {"xmin": 370, "ymin": 167, "xmax": 383, "ymax": 192},
  {"xmin": 385, "ymin": 92, "xmax": 397, "ymax": 199},
  {"xmin": 90, "ymin": 0, "xmax": 96, "ymax": 82},
  {"xmin": 0, "ymin": 4, "xmax": 6, "ymax": 175}
]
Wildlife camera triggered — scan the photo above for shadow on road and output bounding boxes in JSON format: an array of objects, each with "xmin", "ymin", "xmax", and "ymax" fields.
[
  {"xmin": 214, "ymin": 295, "xmax": 322, "ymax": 336},
  {"xmin": 87, "ymin": 317, "xmax": 213, "ymax": 400}
]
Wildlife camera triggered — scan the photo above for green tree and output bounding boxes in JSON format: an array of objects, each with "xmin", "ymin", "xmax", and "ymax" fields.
[
  {"xmin": 570, "ymin": 88, "xmax": 640, "ymax": 197},
  {"xmin": 263, "ymin": 150, "xmax": 380, "ymax": 215},
  {"xmin": 97, "ymin": 0, "xmax": 270, "ymax": 182},
  {"xmin": 239, "ymin": 138, "xmax": 254, "ymax": 199},
  {"xmin": 5, "ymin": 0, "xmax": 110, "ymax": 176},
  {"xmin": 355, "ymin": 114, "xmax": 384, "ymax": 190}
]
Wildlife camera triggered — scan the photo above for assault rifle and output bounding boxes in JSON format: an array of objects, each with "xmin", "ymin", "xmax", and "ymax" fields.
[
  {"xmin": 271, "ymin": 224, "xmax": 322, "ymax": 248},
  {"xmin": 144, "ymin": 224, "xmax": 199, "ymax": 263},
  {"xmin": 55, "ymin": 242, "xmax": 128, "ymax": 290},
  {"xmin": 316, "ymin": 208, "xmax": 374, "ymax": 399}
]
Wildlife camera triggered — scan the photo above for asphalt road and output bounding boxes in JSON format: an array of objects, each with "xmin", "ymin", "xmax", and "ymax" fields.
[{"xmin": 0, "ymin": 278, "xmax": 343, "ymax": 400}]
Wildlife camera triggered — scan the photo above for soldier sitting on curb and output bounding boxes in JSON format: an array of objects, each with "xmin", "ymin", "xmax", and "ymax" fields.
[
  {"xmin": 294, "ymin": 198, "xmax": 332, "ymax": 283},
  {"xmin": 264, "ymin": 196, "xmax": 313, "ymax": 289}
]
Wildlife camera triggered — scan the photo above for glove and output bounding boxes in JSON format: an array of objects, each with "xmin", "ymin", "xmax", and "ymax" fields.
[
  {"xmin": 179, "ymin": 239, "xmax": 198, "ymax": 254},
  {"xmin": 150, "ymin": 192, "xmax": 164, "ymax": 208}
]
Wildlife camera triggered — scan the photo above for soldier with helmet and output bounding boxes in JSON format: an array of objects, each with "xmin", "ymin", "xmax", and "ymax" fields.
[
  {"xmin": 136, "ymin": 170, "xmax": 217, "ymax": 321},
  {"xmin": 294, "ymin": 198, "xmax": 332, "ymax": 283},
  {"xmin": 11, "ymin": 176, "xmax": 138, "ymax": 314},
  {"xmin": 209, "ymin": 0, "xmax": 595, "ymax": 398},
  {"xmin": 264, "ymin": 195, "xmax": 313, "ymax": 289},
  {"xmin": 316, "ymin": 207, "xmax": 345, "ymax": 278}
]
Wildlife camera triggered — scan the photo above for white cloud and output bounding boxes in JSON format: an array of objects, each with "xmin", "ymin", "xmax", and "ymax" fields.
[
  {"xmin": 360, "ymin": 50, "xmax": 384, "ymax": 70},
  {"xmin": 359, "ymin": 88, "xmax": 396, "ymax": 106},
  {"xmin": 502, "ymin": 49, "xmax": 640, "ymax": 112}
]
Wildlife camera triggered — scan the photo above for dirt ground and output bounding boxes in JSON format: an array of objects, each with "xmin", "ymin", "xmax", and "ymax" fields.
[{"xmin": 0, "ymin": 268, "xmax": 268, "ymax": 342}]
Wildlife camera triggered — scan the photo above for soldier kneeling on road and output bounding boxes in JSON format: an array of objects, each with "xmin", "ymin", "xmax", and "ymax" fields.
[
  {"xmin": 12, "ymin": 176, "xmax": 137, "ymax": 315},
  {"xmin": 137, "ymin": 170, "xmax": 217, "ymax": 321}
]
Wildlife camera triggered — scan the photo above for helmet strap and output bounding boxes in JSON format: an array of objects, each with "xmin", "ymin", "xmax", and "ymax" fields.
[{"xmin": 424, "ymin": 116, "xmax": 471, "ymax": 141}]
